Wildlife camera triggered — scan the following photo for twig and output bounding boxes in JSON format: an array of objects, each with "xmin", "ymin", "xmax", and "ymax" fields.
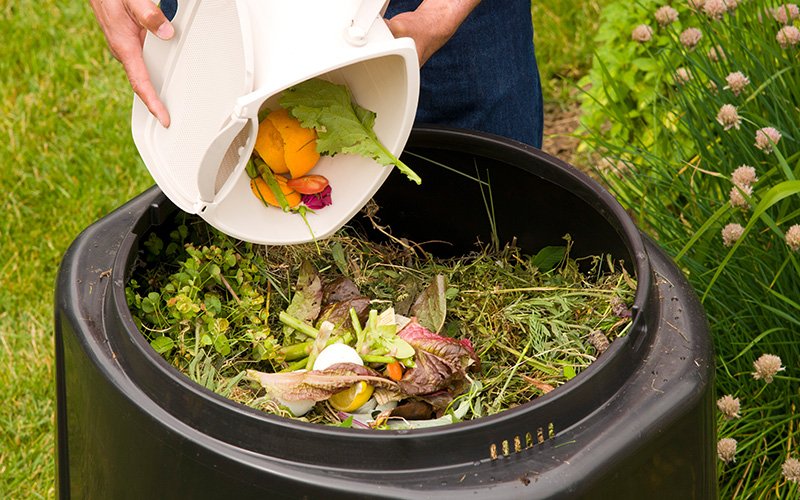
[{"xmin": 219, "ymin": 274, "xmax": 241, "ymax": 304}]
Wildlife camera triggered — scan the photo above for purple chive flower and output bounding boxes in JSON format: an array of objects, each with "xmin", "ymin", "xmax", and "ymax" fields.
[{"xmin": 301, "ymin": 185, "xmax": 332, "ymax": 210}]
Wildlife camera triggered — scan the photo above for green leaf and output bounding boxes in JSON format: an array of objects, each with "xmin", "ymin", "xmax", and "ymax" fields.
[
  {"xmin": 213, "ymin": 334, "xmax": 231, "ymax": 356},
  {"xmin": 390, "ymin": 337, "xmax": 415, "ymax": 360},
  {"xmin": 530, "ymin": 246, "xmax": 567, "ymax": 272},
  {"xmin": 336, "ymin": 415, "xmax": 355, "ymax": 428},
  {"xmin": 204, "ymin": 295, "xmax": 222, "ymax": 315},
  {"xmin": 150, "ymin": 336, "xmax": 175, "ymax": 354},
  {"xmin": 143, "ymin": 233, "xmax": 163, "ymax": 256},
  {"xmin": 280, "ymin": 78, "xmax": 421, "ymax": 184},
  {"xmin": 331, "ymin": 242, "xmax": 348, "ymax": 276},
  {"xmin": 141, "ymin": 292, "xmax": 160, "ymax": 314},
  {"xmin": 563, "ymin": 365, "xmax": 576, "ymax": 380}
]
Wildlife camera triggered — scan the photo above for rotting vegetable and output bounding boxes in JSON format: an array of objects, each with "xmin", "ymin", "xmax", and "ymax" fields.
[{"xmin": 127, "ymin": 212, "xmax": 635, "ymax": 429}]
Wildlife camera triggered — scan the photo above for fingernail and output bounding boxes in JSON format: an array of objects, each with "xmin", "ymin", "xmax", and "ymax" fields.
[
  {"xmin": 156, "ymin": 22, "xmax": 174, "ymax": 40},
  {"xmin": 158, "ymin": 113, "xmax": 169, "ymax": 128}
]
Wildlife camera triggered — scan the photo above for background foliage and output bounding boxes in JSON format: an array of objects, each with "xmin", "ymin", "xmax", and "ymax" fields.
[{"xmin": 583, "ymin": 0, "xmax": 800, "ymax": 496}]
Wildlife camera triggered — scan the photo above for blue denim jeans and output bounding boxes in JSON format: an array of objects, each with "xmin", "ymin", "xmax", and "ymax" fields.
[
  {"xmin": 159, "ymin": 0, "xmax": 543, "ymax": 147},
  {"xmin": 386, "ymin": 0, "xmax": 544, "ymax": 147}
]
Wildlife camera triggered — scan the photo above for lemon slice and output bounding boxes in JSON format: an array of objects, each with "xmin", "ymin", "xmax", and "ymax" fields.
[{"xmin": 328, "ymin": 381, "xmax": 374, "ymax": 412}]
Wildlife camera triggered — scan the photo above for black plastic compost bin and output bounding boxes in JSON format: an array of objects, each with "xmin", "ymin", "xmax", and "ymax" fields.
[{"xmin": 55, "ymin": 127, "xmax": 716, "ymax": 499}]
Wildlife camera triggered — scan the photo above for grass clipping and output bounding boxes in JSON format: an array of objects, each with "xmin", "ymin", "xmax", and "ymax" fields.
[{"xmin": 128, "ymin": 210, "xmax": 636, "ymax": 427}]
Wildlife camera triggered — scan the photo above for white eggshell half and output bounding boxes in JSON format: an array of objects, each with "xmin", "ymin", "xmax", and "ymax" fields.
[
  {"xmin": 278, "ymin": 369, "xmax": 315, "ymax": 416},
  {"xmin": 312, "ymin": 343, "xmax": 364, "ymax": 371}
]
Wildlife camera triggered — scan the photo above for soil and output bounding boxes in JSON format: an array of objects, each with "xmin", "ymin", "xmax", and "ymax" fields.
[{"xmin": 540, "ymin": 100, "xmax": 585, "ymax": 169}]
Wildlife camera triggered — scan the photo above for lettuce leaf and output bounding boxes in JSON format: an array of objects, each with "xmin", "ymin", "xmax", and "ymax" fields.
[
  {"xmin": 247, "ymin": 362, "xmax": 397, "ymax": 402},
  {"xmin": 396, "ymin": 320, "xmax": 480, "ymax": 396},
  {"xmin": 282, "ymin": 261, "xmax": 322, "ymax": 339},
  {"xmin": 279, "ymin": 78, "xmax": 421, "ymax": 184}
]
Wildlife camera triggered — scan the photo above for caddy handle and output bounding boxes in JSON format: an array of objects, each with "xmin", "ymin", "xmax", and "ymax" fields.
[{"xmin": 345, "ymin": 0, "xmax": 391, "ymax": 46}]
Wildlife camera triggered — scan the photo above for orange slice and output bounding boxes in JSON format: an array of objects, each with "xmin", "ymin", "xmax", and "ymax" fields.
[
  {"xmin": 265, "ymin": 108, "xmax": 320, "ymax": 178},
  {"xmin": 254, "ymin": 117, "xmax": 289, "ymax": 174},
  {"xmin": 249, "ymin": 176, "xmax": 301, "ymax": 208}
]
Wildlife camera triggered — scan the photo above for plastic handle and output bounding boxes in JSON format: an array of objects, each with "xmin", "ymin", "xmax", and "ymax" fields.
[
  {"xmin": 346, "ymin": 0, "xmax": 390, "ymax": 46},
  {"xmin": 196, "ymin": 117, "xmax": 250, "ymax": 205}
]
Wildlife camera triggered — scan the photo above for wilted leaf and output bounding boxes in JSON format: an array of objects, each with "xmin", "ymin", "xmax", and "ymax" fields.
[
  {"xmin": 387, "ymin": 400, "xmax": 434, "ymax": 420},
  {"xmin": 397, "ymin": 320, "xmax": 479, "ymax": 396},
  {"xmin": 246, "ymin": 363, "xmax": 397, "ymax": 402},
  {"xmin": 330, "ymin": 242, "xmax": 348, "ymax": 276},
  {"xmin": 317, "ymin": 296, "xmax": 370, "ymax": 334},
  {"xmin": 410, "ymin": 274, "xmax": 447, "ymax": 333},
  {"xmin": 322, "ymin": 277, "xmax": 362, "ymax": 305},
  {"xmin": 283, "ymin": 261, "xmax": 322, "ymax": 337},
  {"xmin": 394, "ymin": 275, "xmax": 422, "ymax": 316}
]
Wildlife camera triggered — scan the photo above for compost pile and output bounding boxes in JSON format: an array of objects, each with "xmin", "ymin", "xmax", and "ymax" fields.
[{"xmin": 127, "ymin": 210, "xmax": 635, "ymax": 429}]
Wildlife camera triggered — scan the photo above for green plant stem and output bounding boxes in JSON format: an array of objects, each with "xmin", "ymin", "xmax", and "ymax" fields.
[
  {"xmin": 362, "ymin": 355, "xmax": 396, "ymax": 364},
  {"xmin": 494, "ymin": 342, "xmax": 560, "ymax": 376},
  {"xmin": 351, "ymin": 307, "xmax": 365, "ymax": 353},
  {"xmin": 278, "ymin": 311, "xmax": 318, "ymax": 338},
  {"xmin": 279, "ymin": 341, "xmax": 313, "ymax": 361},
  {"xmin": 280, "ymin": 359, "xmax": 309, "ymax": 372}
]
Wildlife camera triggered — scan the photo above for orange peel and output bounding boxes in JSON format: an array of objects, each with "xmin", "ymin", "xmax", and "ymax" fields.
[
  {"xmin": 249, "ymin": 176, "xmax": 301, "ymax": 208},
  {"xmin": 264, "ymin": 108, "xmax": 320, "ymax": 178}
]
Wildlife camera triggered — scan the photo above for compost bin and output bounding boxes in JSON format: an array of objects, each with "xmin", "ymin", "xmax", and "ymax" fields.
[{"xmin": 55, "ymin": 126, "xmax": 716, "ymax": 499}]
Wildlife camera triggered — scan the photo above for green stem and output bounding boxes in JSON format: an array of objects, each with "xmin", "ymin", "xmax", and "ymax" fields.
[
  {"xmin": 281, "ymin": 334, "xmax": 355, "ymax": 363},
  {"xmin": 279, "ymin": 340, "xmax": 312, "ymax": 361},
  {"xmin": 279, "ymin": 311, "xmax": 318, "ymax": 339},
  {"xmin": 362, "ymin": 354, "xmax": 395, "ymax": 364},
  {"xmin": 245, "ymin": 157, "xmax": 259, "ymax": 178},
  {"xmin": 350, "ymin": 307, "xmax": 365, "ymax": 353},
  {"xmin": 379, "ymin": 142, "xmax": 421, "ymax": 185},
  {"xmin": 279, "ymin": 358, "xmax": 309, "ymax": 373},
  {"xmin": 256, "ymin": 157, "xmax": 291, "ymax": 212},
  {"xmin": 305, "ymin": 321, "xmax": 333, "ymax": 370}
]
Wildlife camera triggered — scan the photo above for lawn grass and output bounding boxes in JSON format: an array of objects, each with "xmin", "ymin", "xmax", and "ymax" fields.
[
  {"xmin": 1, "ymin": 1, "xmax": 153, "ymax": 497},
  {"xmin": 532, "ymin": 0, "xmax": 608, "ymax": 105},
  {"xmin": 0, "ymin": 1, "xmax": 607, "ymax": 497}
]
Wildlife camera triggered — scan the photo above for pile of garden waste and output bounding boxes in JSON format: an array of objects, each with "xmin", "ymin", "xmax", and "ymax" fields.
[{"xmin": 127, "ymin": 209, "xmax": 635, "ymax": 429}]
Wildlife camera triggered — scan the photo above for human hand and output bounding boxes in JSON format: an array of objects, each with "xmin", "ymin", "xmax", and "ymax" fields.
[
  {"xmin": 89, "ymin": 0, "xmax": 174, "ymax": 127},
  {"xmin": 385, "ymin": 0, "xmax": 481, "ymax": 66}
]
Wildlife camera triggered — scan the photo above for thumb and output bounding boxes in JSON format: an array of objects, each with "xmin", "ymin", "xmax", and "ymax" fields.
[{"xmin": 125, "ymin": 0, "xmax": 174, "ymax": 39}]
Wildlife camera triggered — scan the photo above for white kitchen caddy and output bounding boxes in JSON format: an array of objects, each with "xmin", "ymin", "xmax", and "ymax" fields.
[{"xmin": 131, "ymin": 0, "xmax": 419, "ymax": 244}]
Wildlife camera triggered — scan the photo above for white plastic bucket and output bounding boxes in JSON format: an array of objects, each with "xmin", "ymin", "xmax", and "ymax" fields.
[{"xmin": 132, "ymin": 0, "xmax": 419, "ymax": 244}]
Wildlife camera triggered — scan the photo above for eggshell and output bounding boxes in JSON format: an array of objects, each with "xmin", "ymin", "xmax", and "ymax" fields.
[
  {"xmin": 312, "ymin": 343, "xmax": 363, "ymax": 371},
  {"xmin": 280, "ymin": 398, "xmax": 316, "ymax": 417},
  {"xmin": 278, "ymin": 369, "xmax": 315, "ymax": 416}
]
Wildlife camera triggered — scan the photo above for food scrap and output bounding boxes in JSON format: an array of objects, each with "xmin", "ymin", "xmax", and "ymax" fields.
[{"xmin": 246, "ymin": 78, "xmax": 420, "ymax": 221}]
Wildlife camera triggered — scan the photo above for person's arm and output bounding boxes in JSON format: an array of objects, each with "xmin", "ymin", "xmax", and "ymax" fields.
[
  {"xmin": 384, "ymin": 0, "xmax": 481, "ymax": 66},
  {"xmin": 90, "ymin": 0, "xmax": 174, "ymax": 127}
]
